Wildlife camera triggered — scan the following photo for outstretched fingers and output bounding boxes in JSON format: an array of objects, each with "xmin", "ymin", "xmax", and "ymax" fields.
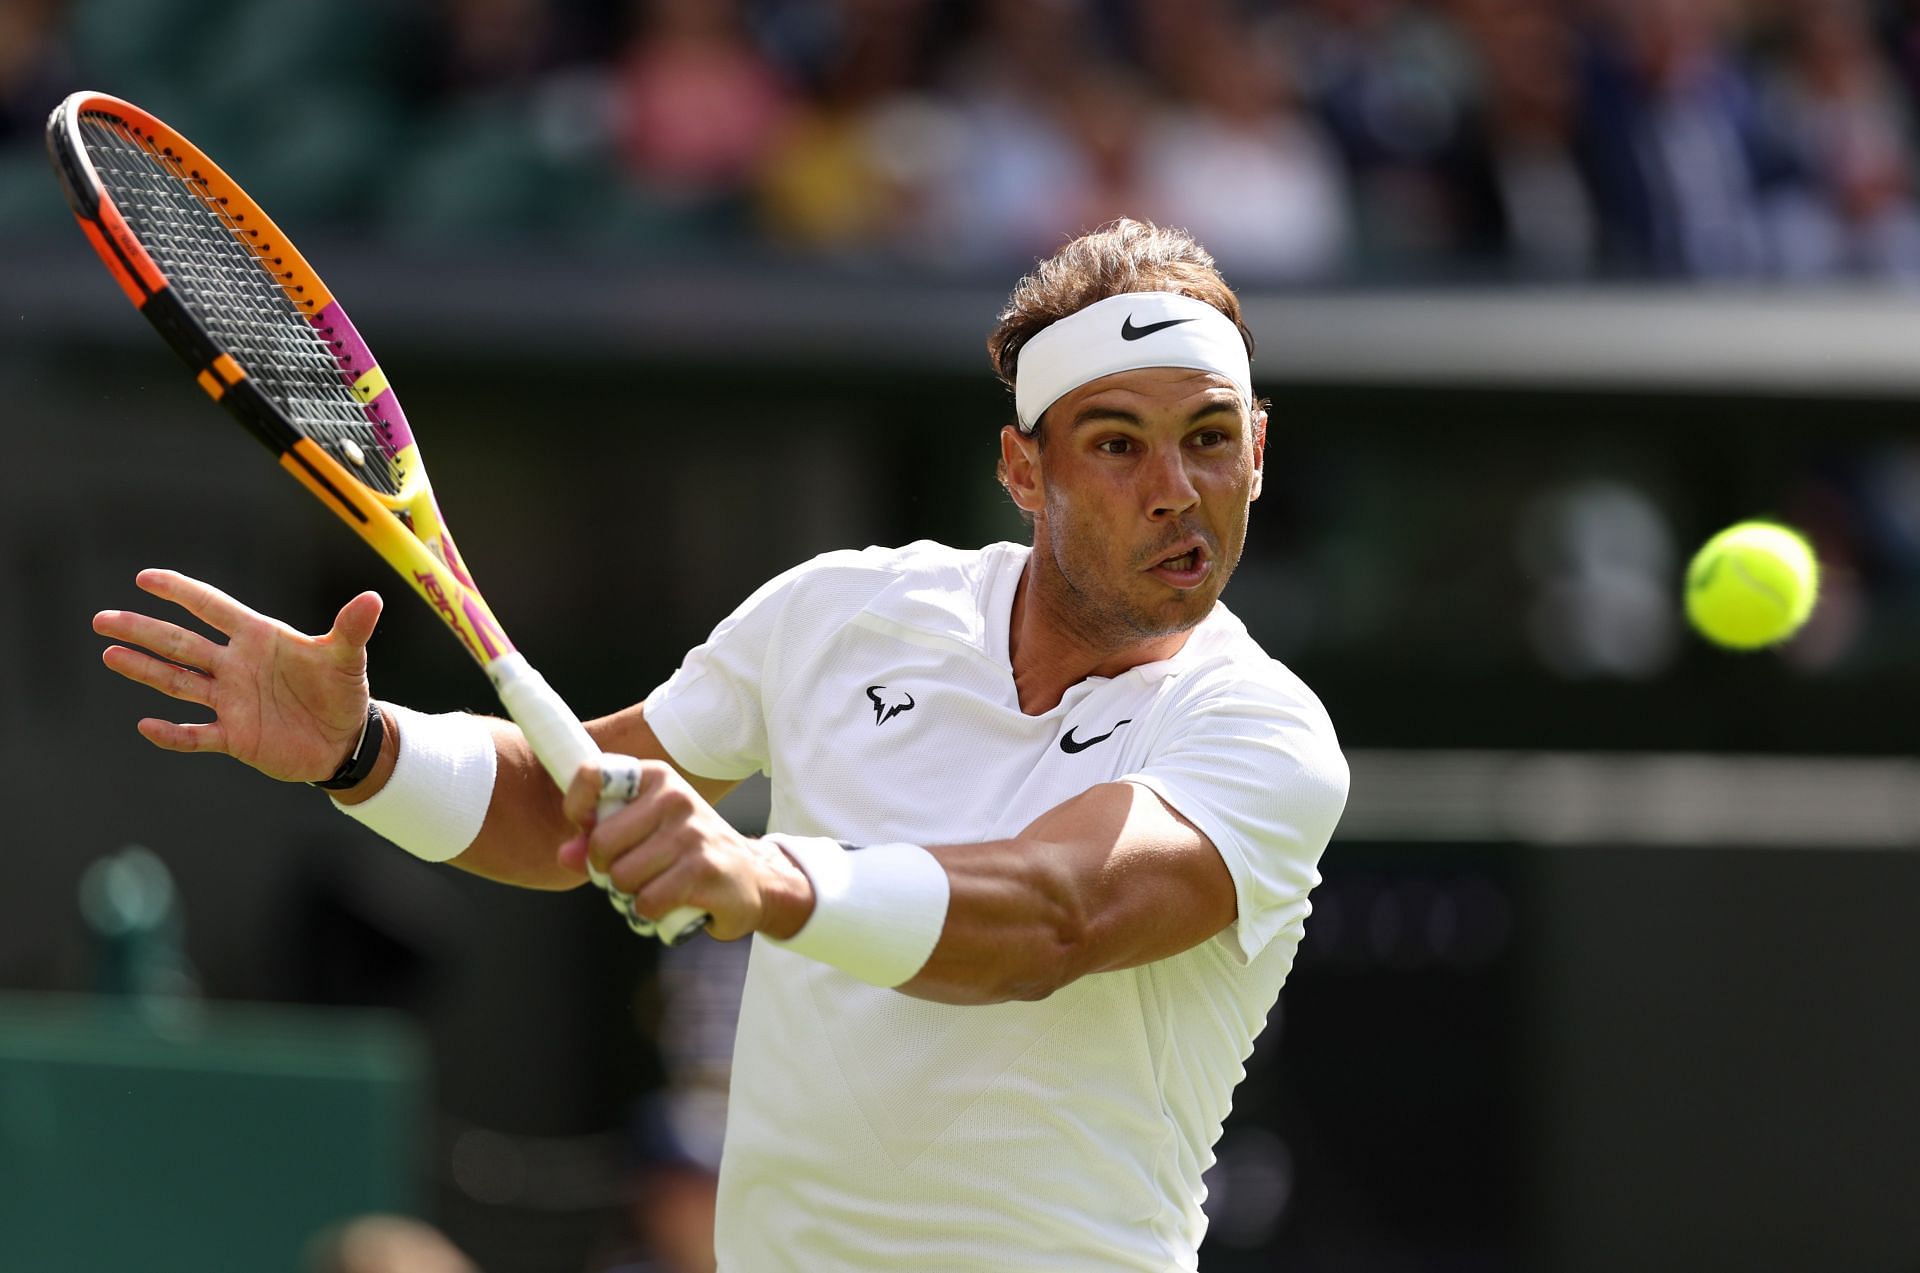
[
  {"xmin": 135, "ymin": 568, "xmax": 258, "ymax": 637},
  {"xmin": 136, "ymin": 716, "xmax": 228, "ymax": 755},
  {"xmin": 93, "ymin": 608, "xmax": 222, "ymax": 671},
  {"xmin": 101, "ymin": 645, "xmax": 216, "ymax": 707}
]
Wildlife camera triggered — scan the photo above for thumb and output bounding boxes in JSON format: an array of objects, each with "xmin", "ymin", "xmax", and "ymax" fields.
[{"xmin": 329, "ymin": 590, "xmax": 384, "ymax": 655}]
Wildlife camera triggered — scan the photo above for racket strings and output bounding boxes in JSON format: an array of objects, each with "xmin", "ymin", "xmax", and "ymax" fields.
[{"xmin": 78, "ymin": 114, "xmax": 405, "ymax": 497}]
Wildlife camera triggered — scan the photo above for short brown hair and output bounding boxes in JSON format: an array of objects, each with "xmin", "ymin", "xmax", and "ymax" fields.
[{"xmin": 986, "ymin": 219, "xmax": 1256, "ymax": 434}]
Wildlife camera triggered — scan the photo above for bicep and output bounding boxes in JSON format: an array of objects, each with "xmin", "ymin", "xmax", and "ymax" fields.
[
  {"xmin": 1034, "ymin": 780, "xmax": 1239, "ymax": 976},
  {"xmin": 909, "ymin": 781, "xmax": 1237, "ymax": 1004}
]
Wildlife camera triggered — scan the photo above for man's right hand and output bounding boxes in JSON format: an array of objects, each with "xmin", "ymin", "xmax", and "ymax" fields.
[{"xmin": 94, "ymin": 569, "xmax": 384, "ymax": 784}]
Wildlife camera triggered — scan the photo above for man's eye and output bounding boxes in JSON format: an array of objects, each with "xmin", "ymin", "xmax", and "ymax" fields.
[
  {"xmin": 1193, "ymin": 430, "xmax": 1227, "ymax": 447},
  {"xmin": 1098, "ymin": 438, "xmax": 1133, "ymax": 455}
]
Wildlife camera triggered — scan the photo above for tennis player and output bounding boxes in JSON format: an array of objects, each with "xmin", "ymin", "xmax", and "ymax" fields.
[{"xmin": 96, "ymin": 219, "xmax": 1347, "ymax": 1270}]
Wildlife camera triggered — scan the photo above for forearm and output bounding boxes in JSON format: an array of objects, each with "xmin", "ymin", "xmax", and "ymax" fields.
[
  {"xmin": 812, "ymin": 783, "xmax": 1234, "ymax": 1006},
  {"xmin": 329, "ymin": 706, "xmax": 574, "ymax": 888},
  {"xmin": 778, "ymin": 827, "xmax": 1181, "ymax": 1007},
  {"xmin": 333, "ymin": 700, "xmax": 732, "ymax": 892},
  {"xmin": 900, "ymin": 838, "xmax": 1086, "ymax": 1005},
  {"xmin": 450, "ymin": 717, "xmax": 583, "ymax": 889}
]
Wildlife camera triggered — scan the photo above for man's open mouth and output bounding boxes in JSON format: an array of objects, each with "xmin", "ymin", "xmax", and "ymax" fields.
[{"xmin": 1147, "ymin": 542, "xmax": 1212, "ymax": 586}]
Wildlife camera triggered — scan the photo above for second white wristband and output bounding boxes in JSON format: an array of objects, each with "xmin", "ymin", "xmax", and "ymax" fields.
[{"xmin": 763, "ymin": 835, "xmax": 950, "ymax": 988}]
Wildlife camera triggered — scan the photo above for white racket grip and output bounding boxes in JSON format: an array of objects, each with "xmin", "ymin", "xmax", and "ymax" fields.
[
  {"xmin": 487, "ymin": 652, "xmax": 597, "ymax": 792},
  {"xmin": 487, "ymin": 654, "xmax": 708, "ymax": 945}
]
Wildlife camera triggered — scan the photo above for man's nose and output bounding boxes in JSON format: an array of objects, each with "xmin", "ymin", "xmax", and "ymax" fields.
[{"xmin": 1146, "ymin": 449, "xmax": 1201, "ymax": 520}]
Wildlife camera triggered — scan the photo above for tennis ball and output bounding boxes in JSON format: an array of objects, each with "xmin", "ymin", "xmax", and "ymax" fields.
[{"xmin": 1684, "ymin": 521, "xmax": 1819, "ymax": 650}]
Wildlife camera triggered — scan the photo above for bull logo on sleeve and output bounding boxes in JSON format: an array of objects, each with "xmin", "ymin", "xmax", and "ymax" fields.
[{"xmin": 866, "ymin": 685, "xmax": 915, "ymax": 725}]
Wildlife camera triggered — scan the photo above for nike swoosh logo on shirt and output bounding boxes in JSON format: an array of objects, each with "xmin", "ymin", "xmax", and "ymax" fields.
[
  {"xmin": 1120, "ymin": 316, "xmax": 1193, "ymax": 341},
  {"xmin": 1060, "ymin": 719, "xmax": 1132, "ymax": 753}
]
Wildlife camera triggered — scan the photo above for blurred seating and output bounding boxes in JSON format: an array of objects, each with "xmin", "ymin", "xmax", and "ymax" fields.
[
  {"xmin": 1762, "ymin": 0, "xmax": 1920, "ymax": 279},
  {"xmin": 14, "ymin": 0, "xmax": 1920, "ymax": 282}
]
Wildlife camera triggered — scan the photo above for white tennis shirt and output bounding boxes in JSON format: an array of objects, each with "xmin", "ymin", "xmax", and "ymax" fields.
[{"xmin": 643, "ymin": 541, "xmax": 1348, "ymax": 1271}]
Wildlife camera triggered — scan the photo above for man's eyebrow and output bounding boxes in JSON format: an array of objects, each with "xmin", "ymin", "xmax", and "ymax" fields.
[
  {"xmin": 1068, "ymin": 400, "xmax": 1242, "ymax": 430},
  {"xmin": 1069, "ymin": 406, "xmax": 1142, "ymax": 430}
]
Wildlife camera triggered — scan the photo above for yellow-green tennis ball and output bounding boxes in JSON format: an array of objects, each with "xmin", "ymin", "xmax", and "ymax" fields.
[{"xmin": 1684, "ymin": 521, "xmax": 1819, "ymax": 650}]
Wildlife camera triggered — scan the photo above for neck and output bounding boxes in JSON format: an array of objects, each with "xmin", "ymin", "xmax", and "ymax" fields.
[{"xmin": 1006, "ymin": 554, "xmax": 1191, "ymax": 715}]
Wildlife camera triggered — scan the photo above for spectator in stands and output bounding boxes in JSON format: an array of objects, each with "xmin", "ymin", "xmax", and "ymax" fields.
[
  {"xmin": 616, "ymin": 0, "xmax": 794, "ymax": 202},
  {"xmin": 1760, "ymin": 0, "xmax": 1920, "ymax": 278},
  {"xmin": 1577, "ymin": 0, "xmax": 1805, "ymax": 278},
  {"xmin": 1052, "ymin": 63, "xmax": 1156, "ymax": 252},
  {"xmin": 29, "ymin": 0, "xmax": 1920, "ymax": 285},
  {"xmin": 1284, "ymin": 0, "xmax": 1480, "ymax": 271},
  {"xmin": 1132, "ymin": 0, "xmax": 1351, "ymax": 282},
  {"xmin": 756, "ymin": 0, "xmax": 942, "ymax": 257},
  {"xmin": 1445, "ymin": 0, "xmax": 1600, "ymax": 278},
  {"xmin": 927, "ymin": 0, "xmax": 1121, "ymax": 266}
]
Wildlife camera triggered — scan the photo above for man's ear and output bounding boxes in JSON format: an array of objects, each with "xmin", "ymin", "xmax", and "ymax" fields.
[
  {"xmin": 1000, "ymin": 423, "xmax": 1044, "ymax": 513},
  {"xmin": 1249, "ymin": 408, "xmax": 1267, "ymax": 502}
]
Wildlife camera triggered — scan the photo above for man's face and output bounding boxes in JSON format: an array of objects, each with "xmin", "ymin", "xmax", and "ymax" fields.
[{"xmin": 1003, "ymin": 366, "xmax": 1267, "ymax": 651}]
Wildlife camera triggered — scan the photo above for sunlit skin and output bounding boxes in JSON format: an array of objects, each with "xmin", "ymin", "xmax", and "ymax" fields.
[
  {"xmin": 92, "ymin": 367, "xmax": 1258, "ymax": 979},
  {"xmin": 999, "ymin": 365, "xmax": 1268, "ymax": 715}
]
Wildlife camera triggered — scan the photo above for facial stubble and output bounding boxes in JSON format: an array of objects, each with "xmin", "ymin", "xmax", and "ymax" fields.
[{"xmin": 1034, "ymin": 486, "xmax": 1248, "ymax": 658}]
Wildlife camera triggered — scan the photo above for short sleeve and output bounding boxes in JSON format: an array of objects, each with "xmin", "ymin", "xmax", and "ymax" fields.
[
  {"xmin": 643, "ymin": 564, "xmax": 808, "ymax": 781},
  {"xmin": 1122, "ymin": 684, "xmax": 1349, "ymax": 966},
  {"xmin": 644, "ymin": 549, "xmax": 890, "ymax": 781}
]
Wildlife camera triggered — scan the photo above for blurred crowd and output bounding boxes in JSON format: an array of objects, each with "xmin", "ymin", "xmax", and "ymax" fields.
[{"xmin": 10, "ymin": 0, "xmax": 1920, "ymax": 282}]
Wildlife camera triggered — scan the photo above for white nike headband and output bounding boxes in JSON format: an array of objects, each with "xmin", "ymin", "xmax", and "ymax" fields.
[{"xmin": 1013, "ymin": 291, "xmax": 1253, "ymax": 433}]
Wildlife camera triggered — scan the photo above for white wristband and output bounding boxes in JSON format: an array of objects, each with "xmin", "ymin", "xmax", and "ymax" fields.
[
  {"xmin": 763, "ymin": 835, "xmax": 949, "ymax": 988},
  {"xmin": 331, "ymin": 703, "xmax": 497, "ymax": 863}
]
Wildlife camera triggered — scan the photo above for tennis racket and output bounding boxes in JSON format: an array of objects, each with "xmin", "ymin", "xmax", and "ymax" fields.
[{"xmin": 48, "ymin": 90, "xmax": 707, "ymax": 946}]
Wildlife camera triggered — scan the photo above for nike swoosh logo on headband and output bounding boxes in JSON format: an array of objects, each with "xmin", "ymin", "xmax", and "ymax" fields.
[{"xmin": 1120, "ymin": 316, "xmax": 1194, "ymax": 341}]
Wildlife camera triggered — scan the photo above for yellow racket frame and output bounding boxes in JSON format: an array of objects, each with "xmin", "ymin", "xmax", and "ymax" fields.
[{"xmin": 51, "ymin": 91, "xmax": 512, "ymax": 669}]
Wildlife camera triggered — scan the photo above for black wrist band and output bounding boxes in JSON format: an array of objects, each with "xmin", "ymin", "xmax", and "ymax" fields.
[{"xmin": 311, "ymin": 701, "xmax": 384, "ymax": 791}]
